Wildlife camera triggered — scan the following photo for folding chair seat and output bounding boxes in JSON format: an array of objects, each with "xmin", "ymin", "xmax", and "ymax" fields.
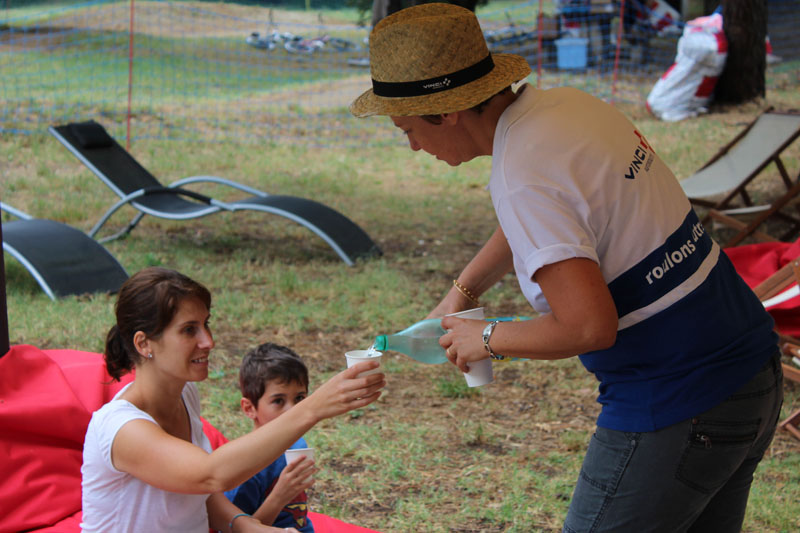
[
  {"xmin": 1, "ymin": 202, "xmax": 128, "ymax": 300},
  {"xmin": 680, "ymin": 109, "xmax": 800, "ymax": 247},
  {"xmin": 49, "ymin": 120, "xmax": 381, "ymax": 266}
]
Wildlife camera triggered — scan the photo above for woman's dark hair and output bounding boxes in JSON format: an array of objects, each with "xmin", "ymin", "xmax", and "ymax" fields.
[
  {"xmin": 105, "ymin": 267, "xmax": 212, "ymax": 381},
  {"xmin": 420, "ymin": 85, "xmax": 513, "ymax": 124},
  {"xmin": 239, "ymin": 343, "xmax": 309, "ymax": 406}
]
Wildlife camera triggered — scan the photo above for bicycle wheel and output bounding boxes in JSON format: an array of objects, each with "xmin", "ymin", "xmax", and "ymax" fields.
[
  {"xmin": 325, "ymin": 37, "xmax": 361, "ymax": 53},
  {"xmin": 285, "ymin": 39, "xmax": 317, "ymax": 54},
  {"xmin": 246, "ymin": 32, "xmax": 275, "ymax": 50}
]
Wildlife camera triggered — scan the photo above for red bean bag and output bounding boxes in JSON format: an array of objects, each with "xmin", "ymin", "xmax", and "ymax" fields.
[{"xmin": 0, "ymin": 345, "xmax": 380, "ymax": 533}]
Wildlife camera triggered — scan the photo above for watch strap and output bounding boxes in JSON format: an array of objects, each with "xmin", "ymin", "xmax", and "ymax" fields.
[{"xmin": 482, "ymin": 320, "xmax": 505, "ymax": 361}]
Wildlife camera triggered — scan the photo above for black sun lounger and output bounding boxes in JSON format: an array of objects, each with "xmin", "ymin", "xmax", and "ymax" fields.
[
  {"xmin": 0, "ymin": 202, "xmax": 128, "ymax": 300},
  {"xmin": 49, "ymin": 120, "xmax": 382, "ymax": 266}
]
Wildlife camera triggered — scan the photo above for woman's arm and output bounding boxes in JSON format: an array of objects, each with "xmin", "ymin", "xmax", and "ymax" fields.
[
  {"xmin": 427, "ymin": 224, "xmax": 514, "ymax": 318},
  {"xmin": 440, "ymin": 257, "xmax": 618, "ymax": 370},
  {"xmin": 111, "ymin": 362, "xmax": 384, "ymax": 495}
]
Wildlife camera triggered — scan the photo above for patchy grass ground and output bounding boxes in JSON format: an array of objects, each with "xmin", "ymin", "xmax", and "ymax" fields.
[
  {"xmin": 4, "ymin": 97, "xmax": 800, "ymax": 531},
  {"xmin": 3, "ymin": 2, "xmax": 800, "ymax": 532}
]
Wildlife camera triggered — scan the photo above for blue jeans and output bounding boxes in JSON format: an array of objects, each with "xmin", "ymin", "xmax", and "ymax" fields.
[{"xmin": 563, "ymin": 351, "xmax": 783, "ymax": 533}]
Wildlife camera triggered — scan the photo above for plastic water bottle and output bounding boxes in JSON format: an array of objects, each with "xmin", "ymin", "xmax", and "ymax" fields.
[
  {"xmin": 373, "ymin": 318, "xmax": 448, "ymax": 364},
  {"xmin": 374, "ymin": 316, "xmax": 531, "ymax": 364}
]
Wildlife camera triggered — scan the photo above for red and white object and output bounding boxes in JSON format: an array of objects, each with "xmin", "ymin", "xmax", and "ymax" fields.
[
  {"xmin": 646, "ymin": 13, "xmax": 727, "ymax": 122},
  {"xmin": 645, "ymin": 0, "xmax": 682, "ymax": 35}
]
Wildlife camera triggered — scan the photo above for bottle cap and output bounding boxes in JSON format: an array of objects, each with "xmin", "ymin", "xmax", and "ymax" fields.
[{"xmin": 374, "ymin": 335, "xmax": 388, "ymax": 351}]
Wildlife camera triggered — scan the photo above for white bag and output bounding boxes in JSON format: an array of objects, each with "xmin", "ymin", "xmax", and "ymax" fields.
[{"xmin": 646, "ymin": 13, "xmax": 728, "ymax": 122}]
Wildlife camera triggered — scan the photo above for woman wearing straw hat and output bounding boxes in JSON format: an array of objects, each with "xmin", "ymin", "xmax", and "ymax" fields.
[{"xmin": 351, "ymin": 4, "xmax": 782, "ymax": 532}]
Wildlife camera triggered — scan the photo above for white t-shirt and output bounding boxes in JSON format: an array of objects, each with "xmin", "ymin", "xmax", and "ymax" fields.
[
  {"xmin": 491, "ymin": 84, "xmax": 709, "ymax": 329},
  {"xmin": 488, "ymin": 84, "xmax": 776, "ymax": 432},
  {"xmin": 81, "ymin": 382, "xmax": 212, "ymax": 532}
]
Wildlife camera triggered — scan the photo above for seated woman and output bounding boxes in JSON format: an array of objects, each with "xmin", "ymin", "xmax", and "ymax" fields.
[{"xmin": 81, "ymin": 267, "xmax": 385, "ymax": 533}]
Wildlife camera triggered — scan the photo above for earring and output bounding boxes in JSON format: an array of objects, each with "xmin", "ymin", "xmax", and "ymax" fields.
[{"xmin": 147, "ymin": 353, "xmax": 153, "ymax": 359}]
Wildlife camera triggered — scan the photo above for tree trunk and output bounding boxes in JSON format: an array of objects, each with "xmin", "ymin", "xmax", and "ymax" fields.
[
  {"xmin": 372, "ymin": 0, "xmax": 478, "ymax": 26},
  {"xmin": 702, "ymin": 0, "xmax": 718, "ymax": 15},
  {"xmin": 449, "ymin": 0, "xmax": 479, "ymax": 11},
  {"xmin": 714, "ymin": 0, "xmax": 766, "ymax": 104},
  {"xmin": 371, "ymin": 0, "xmax": 405, "ymax": 26}
]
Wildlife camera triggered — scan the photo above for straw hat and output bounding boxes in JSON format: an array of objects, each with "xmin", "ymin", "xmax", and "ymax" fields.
[{"xmin": 350, "ymin": 3, "xmax": 531, "ymax": 118}]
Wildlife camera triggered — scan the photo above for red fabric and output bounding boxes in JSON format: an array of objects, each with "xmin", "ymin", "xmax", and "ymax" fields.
[
  {"xmin": 0, "ymin": 346, "xmax": 133, "ymax": 532},
  {"xmin": 714, "ymin": 30, "xmax": 728, "ymax": 53},
  {"xmin": 202, "ymin": 416, "xmax": 229, "ymax": 449},
  {"xmin": 307, "ymin": 512, "xmax": 383, "ymax": 533},
  {"xmin": 35, "ymin": 512, "xmax": 383, "ymax": 533},
  {"xmin": 32, "ymin": 511, "xmax": 83, "ymax": 533},
  {"xmin": 725, "ymin": 239, "xmax": 800, "ymax": 337},
  {"xmin": 694, "ymin": 75, "xmax": 719, "ymax": 98},
  {"xmin": 0, "ymin": 345, "xmax": 380, "ymax": 533}
]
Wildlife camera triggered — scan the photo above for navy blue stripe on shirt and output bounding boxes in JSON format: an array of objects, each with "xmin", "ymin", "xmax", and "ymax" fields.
[
  {"xmin": 580, "ymin": 250, "xmax": 776, "ymax": 432},
  {"xmin": 608, "ymin": 210, "xmax": 711, "ymax": 320}
]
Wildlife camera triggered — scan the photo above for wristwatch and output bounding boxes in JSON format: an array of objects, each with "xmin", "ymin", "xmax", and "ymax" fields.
[{"xmin": 482, "ymin": 321, "xmax": 505, "ymax": 360}]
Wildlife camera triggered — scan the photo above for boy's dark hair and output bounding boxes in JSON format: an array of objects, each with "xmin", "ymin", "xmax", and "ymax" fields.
[{"xmin": 239, "ymin": 343, "xmax": 309, "ymax": 405}]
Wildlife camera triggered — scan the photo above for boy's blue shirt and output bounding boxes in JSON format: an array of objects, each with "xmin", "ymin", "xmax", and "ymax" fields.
[{"xmin": 224, "ymin": 438, "xmax": 313, "ymax": 532}]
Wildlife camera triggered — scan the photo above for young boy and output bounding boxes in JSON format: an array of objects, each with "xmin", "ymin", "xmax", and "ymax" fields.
[{"xmin": 224, "ymin": 343, "xmax": 316, "ymax": 532}]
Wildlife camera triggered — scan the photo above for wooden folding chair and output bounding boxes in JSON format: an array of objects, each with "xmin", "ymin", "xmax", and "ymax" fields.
[
  {"xmin": 753, "ymin": 257, "xmax": 800, "ymax": 440},
  {"xmin": 781, "ymin": 341, "xmax": 800, "ymax": 441},
  {"xmin": 680, "ymin": 109, "xmax": 800, "ymax": 247}
]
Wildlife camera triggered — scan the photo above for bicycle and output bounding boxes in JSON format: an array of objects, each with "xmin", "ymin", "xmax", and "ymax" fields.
[
  {"xmin": 245, "ymin": 30, "xmax": 301, "ymax": 51},
  {"xmin": 483, "ymin": 12, "xmax": 537, "ymax": 50},
  {"xmin": 283, "ymin": 35, "xmax": 361, "ymax": 55}
]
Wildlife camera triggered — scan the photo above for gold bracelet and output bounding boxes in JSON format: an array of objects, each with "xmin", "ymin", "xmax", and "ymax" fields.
[{"xmin": 453, "ymin": 279, "xmax": 480, "ymax": 305}]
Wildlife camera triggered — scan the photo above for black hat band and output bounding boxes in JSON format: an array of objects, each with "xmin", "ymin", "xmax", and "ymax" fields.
[{"xmin": 371, "ymin": 54, "xmax": 495, "ymax": 98}]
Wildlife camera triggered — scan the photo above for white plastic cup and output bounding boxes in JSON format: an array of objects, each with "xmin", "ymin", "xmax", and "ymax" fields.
[
  {"xmin": 284, "ymin": 447, "xmax": 315, "ymax": 481},
  {"xmin": 444, "ymin": 307, "xmax": 494, "ymax": 387},
  {"xmin": 445, "ymin": 307, "xmax": 485, "ymax": 321},
  {"xmin": 345, "ymin": 349, "xmax": 383, "ymax": 377},
  {"xmin": 462, "ymin": 358, "xmax": 494, "ymax": 387}
]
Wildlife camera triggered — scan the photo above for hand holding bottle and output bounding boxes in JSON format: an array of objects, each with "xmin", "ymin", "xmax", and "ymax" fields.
[{"xmin": 440, "ymin": 315, "xmax": 492, "ymax": 373}]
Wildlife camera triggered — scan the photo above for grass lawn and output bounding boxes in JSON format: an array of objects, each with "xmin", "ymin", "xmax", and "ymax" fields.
[
  {"xmin": 3, "ymin": 3, "xmax": 800, "ymax": 532},
  {"xmin": 5, "ymin": 96, "xmax": 800, "ymax": 531}
]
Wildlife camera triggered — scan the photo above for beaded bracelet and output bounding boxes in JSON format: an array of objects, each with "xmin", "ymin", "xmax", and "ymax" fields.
[
  {"xmin": 453, "ymin": 279, "xmax": 480, "ymax": 305},
  {"xmin": 229, "ymin": 512, "xmax": 251, "ymax": 532}
]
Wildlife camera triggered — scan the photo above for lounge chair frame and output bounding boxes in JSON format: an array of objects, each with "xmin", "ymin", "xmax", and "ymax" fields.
[{"xmin": 49, "ymin": 121, "xmax": 381, "ymax": 266}]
